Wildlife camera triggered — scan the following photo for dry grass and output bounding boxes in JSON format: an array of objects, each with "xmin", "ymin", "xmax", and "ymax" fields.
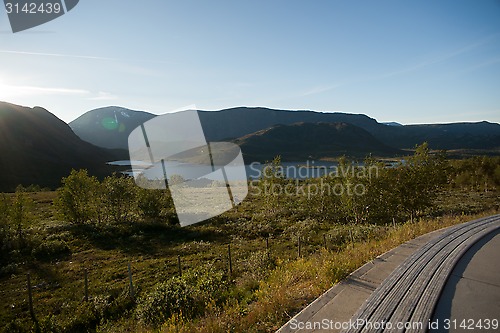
[
  {"xmin": 100, "ymin": 211, "xmax": 496, "ymax": 333},
  {"xmin": 1, "ymin": 185, "xmax": 497, "ymax": 333}
]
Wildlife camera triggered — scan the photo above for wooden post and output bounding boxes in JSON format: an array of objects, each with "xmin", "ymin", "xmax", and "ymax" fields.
[
  {"xmin": 349, "ymin": 229, "xmax": 354, "ymax": 245},
  {"xmin": 27, "ymin": 273, "xmax": 35, "ymax": 321},
  {"xmin": 228, "ymin": 244, "xmax": 233, "ymax": 276},
  {"xmin": 323, "ymin": 234, "xmax": 327, "ymax": 250},
  {"xmin": 177, "ymin": 255, "xmax": 182, "ymax": 276},
  {"xmin": 298, "ymin": 236, "xmax": 302, "ymax": 258},
  {"xmin": 392, "ymin": 217, "xmax": 396, "ymax": 228},
  {"xmin": 84, "ymin": 269, "xmax": 89, "ymax": 302},
  {"xmin": 266, "ymin": 237, "xmax": 270, "ymax": 259},
  {"xmin": 128, "ymin": 262, "xmax": 134, "ymax": 298}
]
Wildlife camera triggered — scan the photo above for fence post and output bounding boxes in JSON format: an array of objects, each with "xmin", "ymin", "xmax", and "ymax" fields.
[
  {"xmin": 323, "ymin": 234, "xmax": 327, "ymax": 250},
  {"xmin": 298, "ymin": 236, "xmax": 302, "ymax": 258},
  {"xmin": 228, "ymin": 244, "xmax": 233, "ymax": 276},
  {"xmin": 27, "ymin": 273, "xmax": 35, "ymax": 321},
  {"xmin": 349, "ymin": 229, "xmax": 354, "ymax": 246},
  {"xmin": 84, "ymin": 269, "xmax": 89, "ymax": 302},
  {"xmin": 177, "ymin": 255, "xmax": 182, "ymax": 276},
  {"xmin": 128, "ymin": 262, "xmax": 135, "ymax": 298},
  {"xmin": 266, "ymin": 237, "xmax": 270, "ymax": 259}
]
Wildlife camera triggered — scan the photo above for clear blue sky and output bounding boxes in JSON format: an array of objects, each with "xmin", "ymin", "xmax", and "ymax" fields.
[{"xmin": 1, "ymin": 0, "xmax": 499, "ymax": 124}]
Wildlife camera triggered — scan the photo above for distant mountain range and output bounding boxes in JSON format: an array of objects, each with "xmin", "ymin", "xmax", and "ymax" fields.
[
  {"xmin": 234, "ymin": 122, "xmax": 400, "ymax": 161},
  {"xmin": 1, "ymin": 101, "xmax": 499, "ymax": 190},
  {"xmin": 0, "ymin": 102, "xmax": 125, "ymax": 191},
  {"xmin": 70, "ymin": 106, "xmax": 500, "ymax": 152}
]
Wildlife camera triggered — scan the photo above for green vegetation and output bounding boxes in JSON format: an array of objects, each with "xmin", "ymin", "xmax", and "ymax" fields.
[
  {"xmin": 54, "ymin": 170, "xmax": 177, "ymax": 225},
  {"xmin": 0, "ymin": 145, "xmax": 499, "ymax": 333}
]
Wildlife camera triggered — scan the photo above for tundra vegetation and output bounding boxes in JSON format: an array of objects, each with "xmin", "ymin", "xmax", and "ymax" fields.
[{"xmin": 0, "ymin": 144, "xmax": 499, "ymax": 332}]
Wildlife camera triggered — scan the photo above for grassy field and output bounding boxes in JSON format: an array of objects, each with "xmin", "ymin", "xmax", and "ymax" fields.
[
  {"xmin": 1, "ymin": 153, "xmax": 499, "ymax": 332},
  {"xmin": 0, "ymin": 186, "xmax": 498, "ymax": 332}
]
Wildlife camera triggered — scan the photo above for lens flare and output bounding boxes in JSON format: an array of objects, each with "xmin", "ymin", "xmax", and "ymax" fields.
[{"xmin": 101, "ymin": 117, "xmax": 118, "ymax": 130}]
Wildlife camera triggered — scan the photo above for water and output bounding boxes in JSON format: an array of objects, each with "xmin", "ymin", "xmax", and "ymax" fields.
[{"xmin": 108, "ymin": 160, "xmax": 341, "ymax": 180}]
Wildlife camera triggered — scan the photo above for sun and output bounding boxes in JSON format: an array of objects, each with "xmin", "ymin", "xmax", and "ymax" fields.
[{"xmin": 0, "ymin": 76, "xmax": 21, "ymax": 100}]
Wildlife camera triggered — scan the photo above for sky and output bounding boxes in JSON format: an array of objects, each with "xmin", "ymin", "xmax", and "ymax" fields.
[{"xmin": 0, "ymin": 0, "xmax": 500, "ymax": 125}]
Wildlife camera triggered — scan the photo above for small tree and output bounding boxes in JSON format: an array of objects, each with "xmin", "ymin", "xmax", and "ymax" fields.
[
  {"xmin": 394, "ymin": 143, "xmax": 448, "ymax": 221},
  {"xmin": 54, "ymin": 169, "xmax": 101, "ymax": 224},
  {"xmin": 10, "ymin": 188, "xmax": 34, "ymax": 248},
  {"xmin": 0, "ymin": 194, "xmax": 11, "ymax": 261},
  {"xmin": 137, "ymin": 187, "xmax": 174, "ymax": 223},
  {"xmin": 259, "ymin": 156, "xmax": 286, "ymax": 214},
  {"xmin": 101, "ymin": 175, "xmax": 137, "ymax": 223},
  {"xmin": 337, "ymin": 158, "xmax": 372, "ymax": 224}
]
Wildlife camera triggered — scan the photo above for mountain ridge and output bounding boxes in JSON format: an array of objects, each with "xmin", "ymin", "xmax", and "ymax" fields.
[
  {"xmin": 234, "ymin": 122, "xmax": 401, "ymax": 162},
  {"xmin": 69, "ymin": 106, "xmax": 155, "ymax": 149},
  {"xmin": 70, "ymin": 106, "xmax": 500, "ymax": 151},
  {"xmin": 2, "ymin": 101, "xmax": 499, "ymax": 190},
  {"xmin": 0, "ymin": 102, "xmax": 125, "ymax": 191}
]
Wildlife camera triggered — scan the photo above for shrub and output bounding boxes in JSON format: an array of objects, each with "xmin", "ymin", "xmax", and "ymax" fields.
[
  {"xmin": 0, "ymin": 194, "xmax": 11, "ymax": 259},
  {"xmin": 136, "ymin": 266, "xmax": 230, "ymax": 326},
  {"xmin": 181, "ymin": 265, "xmax": 229, "ymax": 306},
  {"xmin": 136, "ymin": 277, "xmax": 197, "ymax": 326},
  {"xmin": 32, "ymin": 239, "xmax": 71, "ymax": 260},
  {"xmin": 101, "ymin": 175, "xmax": 137, "ymax": 223},
  {"xmin": 54, "ymin": 169, "xmax": 102, "ymax": 224},
  {"xmin": 137, "ymin": 188, "xmax": 169, "ymax": 222},
  {"xmin": 239, "ymin": 250, "xmax": 276, "ymax": 281}
]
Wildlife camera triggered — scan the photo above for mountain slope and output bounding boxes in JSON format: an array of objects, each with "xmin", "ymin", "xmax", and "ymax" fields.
[
  {"xmin": 198, "ymin": 107, "xmax": 380, "ymax": 141},
  {"xmin": 202, "ymin": 108, "xmax": 500, "ymax": 150},
  {"xmin": 69, "ymin": 106, "xmax": 156, "ymax": 149},
  {"xmin": 234, "ymin": 122, "xmax": 401, "ymax": 162},
  {"xmin": 399, "ymin": 122, "xmax": 500, "ymax": 149},
  {"xmin": 70, "ymin": 106, "xmax": 500, "ymax": 151},
  {"xmin": 0, "ymin": 102, "xmax": 124, "ymax": 191},
  {"xmin": 70, "ymin": 106, "xmax": 381, "ymax": 150}
]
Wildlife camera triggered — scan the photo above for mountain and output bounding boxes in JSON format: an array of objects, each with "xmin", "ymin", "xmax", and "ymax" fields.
[
  {"xmin": 70, "ymin": 106, "xmax": 500, "ymax": 152},
  {"xmin": 70, "ymin": 107, "xmax": 379, "ymax": 150},
  {"xmin": 69, "ymin": 106, "xmax": 156, "ymax": 149},
  {"xmin": 234, "ymin": 122, "xmax": 401, "ymax": 162},
  {"xmin": 69, "ymin": 106, "xmax": 390, "ymax": 149},
  {"xmin": 200, "ymin": 108, "xmax": 499, "ymax": 150},
  {"xmin": 198, "ymin": 107, "xmax": 380, "ymax": 141},
  {"xmin": 382, "ymin": 122, "xmax": 403, "ymax": 127},
  {"xmin": 0, "ymin": 102, "xmax": 125, "ymax": 191},
  {"xmin": 399, "ymin": 122, "xmax": 500, "ymax": 149}
]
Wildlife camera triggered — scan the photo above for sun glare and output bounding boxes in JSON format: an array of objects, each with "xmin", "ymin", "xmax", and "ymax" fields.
[{"xmin": 0, "ymin": 77, "xmax": 18, "ymax": 100}]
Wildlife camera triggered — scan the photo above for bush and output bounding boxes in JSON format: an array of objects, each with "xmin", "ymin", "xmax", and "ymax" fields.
[
  {"xmin": 0, "ymin": 194, "xmax": 11, "ymax": 260},
  {"xmin": 136, "ymin": 277, "xmax": 196, "ymax": 326},
  {"xmin": 55, "ymin": 170, "xmax": 178, "ymax": 225},
  {"xmin": 32, "ymin": 239, "xmax": 71, "ymax": 260},
  {"xmin": 0, "ymin": 189, "xmax": 36, "ymax": 260},
  {"xmin": 137, "ymin": 188, "xmax": 170, "ymax": 222},
  {"xmin": 181, "ymin": 265, "xmax": 230, "ymax": 306},
  {"xmin": 54, "ymin": 169, "xmax": 101, "ymax": 224},
  {"xmin": 136, "ymin": 265, "xmax": 230, "ymax": 326},
  {"xmin": 101, "ymin": 175, "xmax": 137, "ymax": 223},
  {"xmin": 239, "ymin": 250, "xmax": 276, "ymax": 281}
]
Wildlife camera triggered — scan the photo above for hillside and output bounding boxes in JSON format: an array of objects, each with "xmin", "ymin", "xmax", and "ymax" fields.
[
  {"xmin": 234, "ymin": 122, "xmax": 401, "ymax": 162},
  {"xmin": 198, "ymin": 107, "xmax": 381, "ymax": 141},
  {"xmin": 69, "ymin": 107, "xmax": 383, "ymax": 150},
  {"xmin": 0, "ymin": 102, "xmax": 125, "ymax": 191},
  {"xmin": 70, "ymin": 106, "xmax": 500, "ymax": 152},
  {"xmin": 370, "ymin": 121, "xmax": 500, "ymax": 150},
  {"xmin": 69, "ymin": 106, "xmax": 156, "ymax": 149},
  {"xmin": 399, "ymin": 121, "xmax": 500, "ymax": 149}
]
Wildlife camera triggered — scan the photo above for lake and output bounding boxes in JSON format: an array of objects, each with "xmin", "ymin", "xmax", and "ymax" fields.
[{"xmin": 108, "ymin": 160, "xmax": 342, "ymax": 180}]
